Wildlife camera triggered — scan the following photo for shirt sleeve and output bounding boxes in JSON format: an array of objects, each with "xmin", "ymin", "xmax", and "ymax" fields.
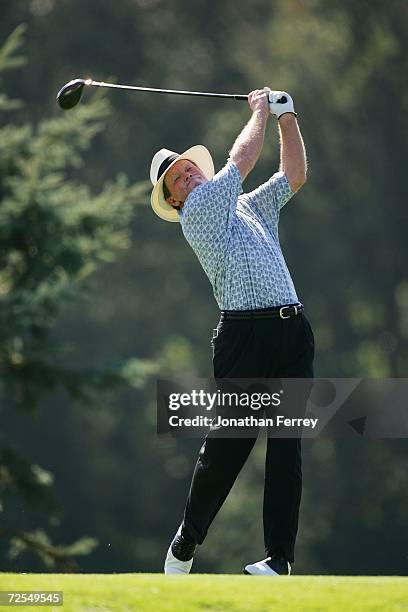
[
  {"xmin": 244, "ymin": 171, "xmax": 294, "ymax": 231},
  {"xmin": 180, "ymin": 160, "xmax": 242, "ymax": 260}
]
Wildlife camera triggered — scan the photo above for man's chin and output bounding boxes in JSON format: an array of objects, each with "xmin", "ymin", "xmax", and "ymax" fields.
[
  {"xmin": 186, "ymin": 182, "xmax": 198, "ymax": 195},
  {"xmin": 189, "ymin": 178, "xmax": 206, "ymax": 191}
]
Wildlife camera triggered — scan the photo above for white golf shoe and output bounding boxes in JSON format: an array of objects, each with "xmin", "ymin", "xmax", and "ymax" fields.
[
  {"xmin": 164, "ymin": 525, "xmax": 196, "ymax": 575},
  {"xmin": 244, "ymin": 555, "xmax": 291, "ymax": 576}
]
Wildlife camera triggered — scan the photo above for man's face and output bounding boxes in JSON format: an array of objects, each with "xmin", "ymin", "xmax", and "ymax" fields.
[{"xmin": 164, "ymin": 159, "xmax": 208, "ymax": 208}]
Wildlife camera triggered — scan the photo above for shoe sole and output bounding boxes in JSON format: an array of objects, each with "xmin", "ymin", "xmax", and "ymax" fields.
[{"xmin": 243, "ymin": 567, "xmax": 282, "ymax": 576}]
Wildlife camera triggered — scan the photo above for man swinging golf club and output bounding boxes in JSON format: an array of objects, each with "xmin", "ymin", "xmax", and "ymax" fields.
[{"xmin": 150, "ymin": 88, "xmax": 315, "ymax": 576}]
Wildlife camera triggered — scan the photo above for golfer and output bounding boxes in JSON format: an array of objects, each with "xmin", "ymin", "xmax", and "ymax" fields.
[{"xmin": 150, "ymin": 88, "xmax": 314, "ymax": 576}]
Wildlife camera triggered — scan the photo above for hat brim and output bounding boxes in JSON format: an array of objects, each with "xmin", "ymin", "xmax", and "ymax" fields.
[{"xmin": 151, "ymin": 145, "xmax": 215, "ymax": 222}]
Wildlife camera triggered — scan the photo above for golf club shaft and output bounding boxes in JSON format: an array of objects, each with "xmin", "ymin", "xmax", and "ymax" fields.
[{"xmin": 87, "ymin": 79, "xmax": 248, "ymax": 101}]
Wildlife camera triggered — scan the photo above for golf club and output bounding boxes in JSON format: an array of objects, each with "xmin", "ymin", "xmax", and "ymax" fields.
[{"xmin": 57, "ymin": 78, "xmax": 287, "ymax": 110}]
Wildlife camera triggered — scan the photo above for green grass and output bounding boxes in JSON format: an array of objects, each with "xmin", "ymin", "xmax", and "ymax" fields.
[{"xmin": 0, "ymin": 574, "xmax": 407, "ymax": 611}]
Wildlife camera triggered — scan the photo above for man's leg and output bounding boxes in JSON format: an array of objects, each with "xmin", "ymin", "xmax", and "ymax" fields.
[
  {"xmin": 183, "ymin": 317, "xmax": 261, "ymax": 544},
  {"xmin": 263, "ymin": 438, "xmax": 302, "ymax": 564},
  {"xmin": 165, "ymin": 317, "xmax": 265, "ymax": 573},
  {"xmin": 262, "ymin": 313, "xmax": 314, "ymax": 566},
  {"xmin": 183, "ymin": 435, "xmax": 257, "ymax": 544}
]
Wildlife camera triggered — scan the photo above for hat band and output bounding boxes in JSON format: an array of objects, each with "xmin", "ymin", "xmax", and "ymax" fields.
[{"xmin": 157, "ymin": 154, "xmax": 179, "ymax": 182}]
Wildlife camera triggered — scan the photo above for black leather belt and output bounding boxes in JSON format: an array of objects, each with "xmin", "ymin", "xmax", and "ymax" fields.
[{"xmin": 220, "ymin": 303, "xmax": 304, "ymax": 321}]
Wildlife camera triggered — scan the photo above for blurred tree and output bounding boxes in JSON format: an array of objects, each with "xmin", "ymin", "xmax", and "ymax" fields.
[
  {"xmin": 0, "ymin": 25, "xmax": 155, "ymax": 570},
  {"xmin": 0, "ymin": 0, "xmax": 406, "ymax": 576}
]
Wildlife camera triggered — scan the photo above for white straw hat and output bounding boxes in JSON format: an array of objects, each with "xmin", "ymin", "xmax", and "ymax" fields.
[{"xmin": 150, "ymin": 145, "xmax": 214, "ymax": 222}]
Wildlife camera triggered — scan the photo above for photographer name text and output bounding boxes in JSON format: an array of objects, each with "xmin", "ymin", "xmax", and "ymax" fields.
[{"xmin": 168, "ymin": 415, "xmax": 318, "ymax": 429}]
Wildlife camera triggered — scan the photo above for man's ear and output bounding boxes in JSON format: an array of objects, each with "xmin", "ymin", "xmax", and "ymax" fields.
[{"xmin": 166, "ymin": 196, "xmax": 182, "ymax": 206}]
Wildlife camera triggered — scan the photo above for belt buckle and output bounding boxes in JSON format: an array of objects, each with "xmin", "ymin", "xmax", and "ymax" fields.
[
  {"xmin": 280, "ymin": 305, "xmax": 296, "ymax": 319},
  {"xmin": 212, "ymin": 328, "xmax": 219, "ymax": 339}
]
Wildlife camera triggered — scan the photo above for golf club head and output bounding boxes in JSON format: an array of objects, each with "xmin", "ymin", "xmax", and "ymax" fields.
[{"xmin": 57, "ymin": 78, "xmax": 87, "ymax": 110}]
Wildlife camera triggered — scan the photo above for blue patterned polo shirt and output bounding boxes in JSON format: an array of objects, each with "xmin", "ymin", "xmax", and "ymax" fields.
[{"xmin": 179, "ymin": 160, "xmax": 299, "ymax": 310}]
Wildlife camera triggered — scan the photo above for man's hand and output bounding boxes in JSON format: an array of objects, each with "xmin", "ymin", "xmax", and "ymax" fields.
[
  {"xmin": 247, "ymin": 89, "xmax": 270, "ymax": 120},
  {"xmin": 263, "ymin": 88, "xmax": 296, "ymax": 119}
]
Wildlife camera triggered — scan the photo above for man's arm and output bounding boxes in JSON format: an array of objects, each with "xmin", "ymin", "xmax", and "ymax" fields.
[
  {"xmin": 278, "ymin": 114, "xmax": 307, "ymax": 193},
  {"xmin": 229, "ymin": 89, "xmax": 269, "ymax": 182}
]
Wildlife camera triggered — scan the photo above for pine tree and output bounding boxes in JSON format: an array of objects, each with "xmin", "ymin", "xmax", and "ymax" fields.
[{"xmin": 0, "ymin": 25, "xmax": 155, "ymax": 570}]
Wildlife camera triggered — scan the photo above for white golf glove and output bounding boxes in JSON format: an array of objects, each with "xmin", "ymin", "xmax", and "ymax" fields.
[{"xmin": 263, "ymin": 87, "xmax": 297, "ymax": 119}]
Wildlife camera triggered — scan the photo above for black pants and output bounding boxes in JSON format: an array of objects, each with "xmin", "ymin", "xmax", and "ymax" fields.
[{"xmin": 182, "ymin": 309, "xmax": 315, "ymax": 564}]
